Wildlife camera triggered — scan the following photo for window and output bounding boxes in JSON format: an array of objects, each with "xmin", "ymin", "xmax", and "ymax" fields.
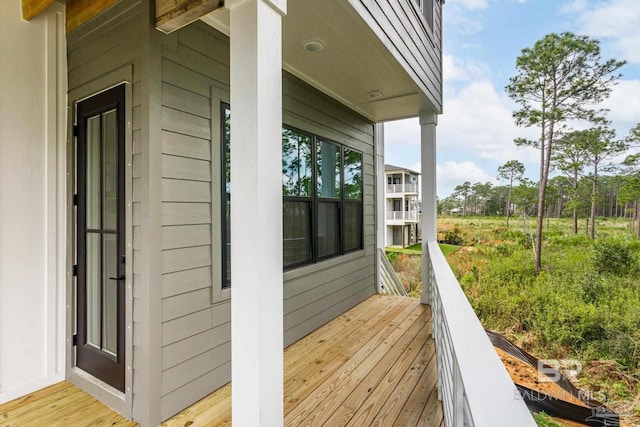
[
  {"xmin": 343, "ymin": 149, "xmax": 363, "ymax": 253},
  {"xmin": 422, "ymin": 0, "xmax": 434, "ymax": 32},
  {"xmin": 221, "ymin": 105, "xmax": 364, "ymax": 284},
  {"xmin": 413, "ymin": 0, "xmax": 434, "ymax": 32},
  {"xmin": 317, "ymin": 139, "xmax": 341, "ymax": 259},
  {"xmin": 284, "ymin": 130, "xmax": 364, "ymax": 266},
  {"xmin": 282, "ymin": 128, "xmax": 313, "ymax": 268},
  {"xmin": 221, "ymin": 104, "xmax": 231, "ymax": 288}
]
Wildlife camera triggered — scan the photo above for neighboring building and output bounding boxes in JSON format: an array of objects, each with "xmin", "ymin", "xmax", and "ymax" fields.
[
  {"xmin": 0, "ymin": 1, "xmax": 535, "ymax": 426},
  {"xmin": 385, "ymin": 164, "xmax": 420, "ymax": 247}
]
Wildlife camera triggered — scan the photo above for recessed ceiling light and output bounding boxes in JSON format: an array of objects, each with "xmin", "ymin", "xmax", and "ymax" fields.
[
  {"xmin": 367, "ymin": 90, "xmax": 383, "ymax": 99},
  {"xmin": 301, "ymin": 38, "xmax": 326, "ymax": 53}
]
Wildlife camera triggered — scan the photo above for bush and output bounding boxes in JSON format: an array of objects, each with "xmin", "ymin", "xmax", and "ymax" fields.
[
  {"xmin": 533, "ymin": 411, "xmax": 561, "ymax": 427},
  {"xmin": 443, "ymin": 227, "xmax": 463, "ymax": 245},
  {"xmin": 592, "ymin": 237, "xmax": 635, "ymax": 275},
  {"xmin": 579, "ymin": 273, "xmax": 606, "ymax": 303}
]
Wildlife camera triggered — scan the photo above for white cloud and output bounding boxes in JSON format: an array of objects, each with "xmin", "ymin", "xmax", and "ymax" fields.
[
  {"xmin": 439, "ymin": 79, "xmax": 538, "ymax": 164},
  {"xmin": 575, "ymin": 0, "xmax": 640, "ymax": 63},
  {"xmin": 442, "ymin": 54, "xmax": 488, "ymax": 83},
  {"xmin": 443, "ymin": 55, "xmax": 470, "ymax": 82},
  {"xmin": 385, "ymin": 76, "xmax": 540, "ymax": 196},
  {"xmin": 600, "ymin": 80, "xmax": 640, "ymax": 130},
  {"xmin": 455, "ymin": 0, "xmax": 490, "ymax": 9},
  {"xmin": 445, "ymin": 0, "xmax": 489, "ymax": 35},
  {"xmin": 560, "ymin": 0, "xmax": 588, "ymax": 14},
  {"xmin": 437, "ymin": 161, "xmax": 497, "ymax": 196},
  {"xmin": 383, "ymin": 117, "xmax": 419, "ymax": 146}
]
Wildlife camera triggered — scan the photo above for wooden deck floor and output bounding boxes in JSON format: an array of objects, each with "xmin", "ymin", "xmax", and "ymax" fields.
[{"xmin": 0, "ymin": 295, "xmax": 442, "ymax": 427}]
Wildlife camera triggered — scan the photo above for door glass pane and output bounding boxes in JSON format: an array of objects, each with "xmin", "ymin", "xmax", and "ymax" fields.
[
  {"xmin": 317, "ymin": 140, "xmax": 340, "ymax": 198},
  {"xmin": 103, "ymin": 234, "xmax": 118, "ymax": 356},
  {"xmin": 86, "ymin": 116, "xmax": 101, "ymax": 229},
  {"xmin": 224, "ymin": 107, "xmax": 231, "ymax": 193},
  {"xmin": 86, "ymin": 232, "xmax": 101, "ymax": 349},
  {"xmin": 222, "ymin": 106, "xmax": 231, "ymax": 288},
  {"xmin": 103, "ymin": 109, "xmax": 118, "ymax": 231},
  {"xmin": 224, "ymin": 197, "xmax": 231, "ymax": 288}
]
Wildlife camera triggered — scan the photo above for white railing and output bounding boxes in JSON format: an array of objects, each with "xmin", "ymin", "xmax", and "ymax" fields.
[
  {"xmin": 424, "ymin": 241, "xmax": 535, "ymax": 427},
  {"xmin": 387, "ymin": 210, "xmax": 404, "ymax": 220},
  {"xmin": 386, "ymin": 183, "xmax": 418, "ymax": 193},
  {"xmin": 386, "ymin": 210, "xmax": 418, "ymax": 220},
  {"xmin": 378, "ymin": 249, "xmax": 407, "ymax": 296}
]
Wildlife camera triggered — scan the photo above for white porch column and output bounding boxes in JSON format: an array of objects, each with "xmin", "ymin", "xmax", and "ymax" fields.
[
  {"xmin": 375, "ymin": 123, "xmax": 385, "ymax": 292},
  {"xmin": 226, "ymin": 0, "xmax": 286, "ymax": 425},
  {"xmin": 420, "ymin": 111, "xmax": 437, "ymax": 304}
]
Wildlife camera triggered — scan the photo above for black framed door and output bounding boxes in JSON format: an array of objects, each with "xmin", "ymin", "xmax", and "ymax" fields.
[{"xmin": 76, "ymin": 85, "xmax": 126, "ymax": 392}]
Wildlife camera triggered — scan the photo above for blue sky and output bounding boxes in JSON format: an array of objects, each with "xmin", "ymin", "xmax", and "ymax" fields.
[{"xmin": 384, "ymin": 0, "xmax": 640, "ymax": 197}]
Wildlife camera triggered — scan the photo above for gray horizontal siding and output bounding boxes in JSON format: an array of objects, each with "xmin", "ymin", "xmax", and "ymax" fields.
[
  {"xmin": 351, "ymin": 0, "xmax": 443, "ymax": 112},
  {"xmin": 158, "ymin": 22, "xmax": 376, "ymax": 420},
  {"xmin": 159, "ymin": 23, "xmax": 230, "ymax": 421},
  {"xmin": 66, "ymin": 1, "xmax": 148, "ymax": 422}
]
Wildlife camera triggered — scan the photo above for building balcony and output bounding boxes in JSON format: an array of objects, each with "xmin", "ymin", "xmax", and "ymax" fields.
[
  {"xmin": 387, "ymin": 183, "xmax": 419, "ymax": 194},
  {"xmin": 387, "ymin": 210, "xmax": 419, "ymax": 222},
  {"xmin": 0, "ymin": 244, "xmax": 533, "ymax": 426},
  {"xmin": 1, "ymin": 296, "xmax": 442, "ymax": 426}
]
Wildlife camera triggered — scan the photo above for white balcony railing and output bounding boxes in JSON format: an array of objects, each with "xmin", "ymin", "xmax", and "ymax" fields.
[
  {"xmin": 424, "ymin": 241, "xmax": 535, "ymax": 426},
  {"xmin": 386, "ymin": 210, "xmax": 418, "ymax": 220},
  {"xmin": 386, "ymin": 183, "xmax": 418, "ymax": 193}
]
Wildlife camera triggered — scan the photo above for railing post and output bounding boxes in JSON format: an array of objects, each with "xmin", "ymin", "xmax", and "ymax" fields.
[{"xmin": 453, "ymin": 357, "xmax": 464, "ymax": 427}]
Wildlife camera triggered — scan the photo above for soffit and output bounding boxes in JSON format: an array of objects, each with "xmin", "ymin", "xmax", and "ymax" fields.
[{"xmin": 201, "ymin": 0, "xmax": 425, "ymax": 122}]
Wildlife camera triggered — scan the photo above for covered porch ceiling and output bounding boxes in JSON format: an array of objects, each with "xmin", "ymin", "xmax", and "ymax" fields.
[{"xmin": 201, "ymin": 0, "xmax": 427, "ymax": 122}]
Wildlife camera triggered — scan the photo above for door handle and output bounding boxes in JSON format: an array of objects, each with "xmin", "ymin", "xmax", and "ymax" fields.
[{"xmin": 109, "ymin": 274, "xmax": 126, "ymax": 281}]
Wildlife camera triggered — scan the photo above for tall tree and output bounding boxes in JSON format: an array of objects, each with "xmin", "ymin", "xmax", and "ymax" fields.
[
  {"xmin": 497, "ymin": 160, "xmax": 525, "ymax": 227},
  {"xmin": 506, "ymin": 32, "xmax": 625, "ymax": 274},
  {"xmin": 622, "ymin": 153, "xmax": 640, "ymax": 236},
  {"xmin": 553, "ymin": 130, "xmax": 591, "ymax": 233},
  {"xmin": 582, "ymin": 126, "xmax": 628, "ymax": 239},
  {"xmin": 453, "ymin": 181, "xmax": 471, "ymax": 216}
]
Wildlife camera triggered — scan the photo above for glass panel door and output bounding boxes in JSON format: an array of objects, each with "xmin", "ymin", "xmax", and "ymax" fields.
[{"xmin": 76, "ymin": 85, "xmax": 125, "ymax": 392}]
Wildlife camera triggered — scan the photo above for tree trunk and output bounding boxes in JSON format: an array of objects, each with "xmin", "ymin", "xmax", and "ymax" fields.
[
  {"xmin": 590, "ymin": 165, "xmax": 598, "ymax": 240},
  {"xmin": 535, "ymin": 130, "xmax": 551, "ymax": 275},
  {"xmin": 572, "ymin": 172, "xmax": 578, "ymax": 234},
  {"xmin": 506, "ymin": 182, "xmax": 512, "ymax": 228},
  {"xmin": 637, "ymin": 200, "xmax": 640, "ymax": 238}
]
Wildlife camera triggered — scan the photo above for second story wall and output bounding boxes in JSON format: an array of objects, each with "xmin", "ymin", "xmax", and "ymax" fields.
[{"xmin": 349, "ymin": 0, "xmax": 443, "ymax": 113}]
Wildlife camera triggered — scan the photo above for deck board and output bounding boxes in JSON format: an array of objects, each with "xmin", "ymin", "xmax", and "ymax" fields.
[{"xmin": 0, "ymin": 295, "xmax": 442, "ymax": 427}]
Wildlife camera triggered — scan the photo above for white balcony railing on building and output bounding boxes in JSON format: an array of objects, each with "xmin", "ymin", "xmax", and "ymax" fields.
[
  {"xmin": 424, "ymin": 241, "xmax": 536, "ymax": 427},
  {"xmin": 386, "ymin": 183, "xmax": 418, "ymax": 193},
  {"xmin": 386, "ymin": 210, "xmax": 418, "ymax": 220}
]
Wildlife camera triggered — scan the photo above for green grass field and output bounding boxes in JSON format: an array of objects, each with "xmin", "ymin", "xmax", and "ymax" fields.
[
  {"xmin": 439, "ymin": 216, "xmax": 640, "ymax": 421},
  {"xmin": 385, "ymin": 242, "xmax": 461, "ymax": 256},
  {"xmin": 387, "ymin": 216, "xmax": 640, "ymax": 421}
]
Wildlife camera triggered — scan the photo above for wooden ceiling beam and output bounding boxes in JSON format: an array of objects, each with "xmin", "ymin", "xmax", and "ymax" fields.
[
  {"xmin": 156, "ymin": 0, "xmax": 223, "ymax": 34},
  {"xmin": 22, "ymin": 0, "xmax": 56, "ymax": 21},
  {"xmin": 65, "ymin": 0, "xmax": 118, "ymax": 33}
]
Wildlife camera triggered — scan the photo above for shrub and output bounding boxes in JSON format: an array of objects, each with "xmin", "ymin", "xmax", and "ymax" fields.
[
  {"xmin": 443, "ymin": 227, "xmax": 463, "ymax": 245},
  {"xmin": 533, "ymin": 411, "xmax": 561, "ymax": 427},
  {"xmin": 592, "ymin": 237, "xmax": 635, "ymax": 275},
  {"xmin": 579, "ymin": 273, "xmax": 606, "ymax": 303}
]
